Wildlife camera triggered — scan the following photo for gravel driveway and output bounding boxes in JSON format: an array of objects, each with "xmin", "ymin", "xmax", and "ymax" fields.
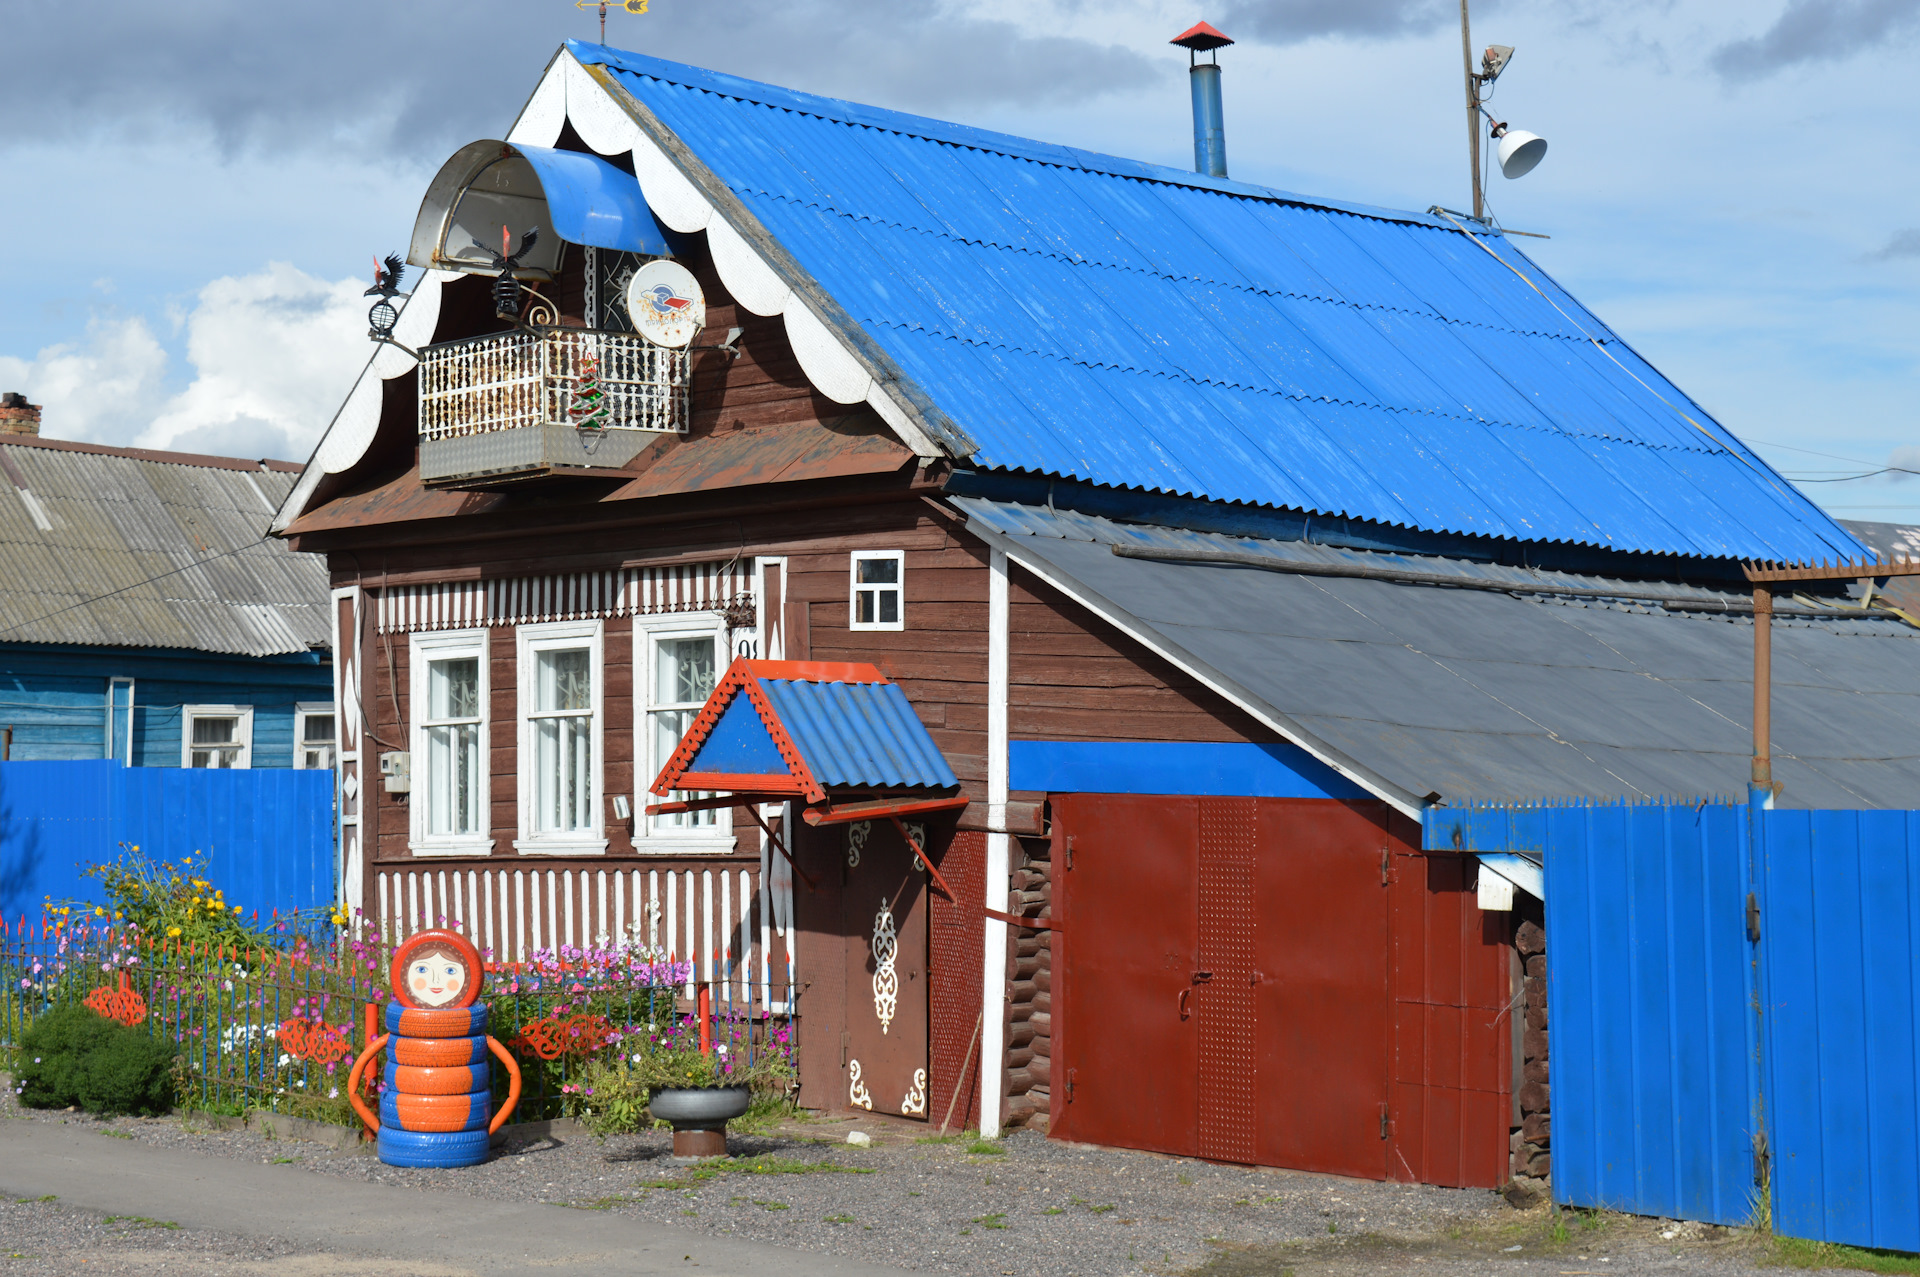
[{"xmin": 0, "ymin": 1092, "xmax": 1846, "ymax": 1276}]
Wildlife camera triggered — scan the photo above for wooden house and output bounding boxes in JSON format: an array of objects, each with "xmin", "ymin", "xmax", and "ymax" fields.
[{"xmin": 273, "ymin": 42, "xmax": 1907, "ymax": 1189}]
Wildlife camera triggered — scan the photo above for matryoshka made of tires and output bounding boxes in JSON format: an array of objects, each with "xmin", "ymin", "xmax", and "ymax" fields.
[{"xmin": 346, "ymin": 929, "xmax": 520, "ymax": 1167}]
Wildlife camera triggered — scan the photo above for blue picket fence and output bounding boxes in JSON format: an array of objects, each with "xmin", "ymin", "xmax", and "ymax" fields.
[
  {"xmin": 0, "ymin": 760, "xmax": 333, "ymax": 922},
  {"xmin": 1431, "ymin": 794, "xmax": 1920, "ymax": 1252}
]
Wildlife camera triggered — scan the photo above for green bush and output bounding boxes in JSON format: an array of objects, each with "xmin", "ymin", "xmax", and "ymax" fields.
[{"xmin": 16, "ymin": 1006, "xmax": 177, "ymax": 1116}]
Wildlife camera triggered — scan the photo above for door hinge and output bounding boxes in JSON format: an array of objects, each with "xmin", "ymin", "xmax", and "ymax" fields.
[
  {"xmin": 840, "ymin": 1029, "xmax": 849, "ymax": 1068},
  {"xmin": 1065, "ymin": 834, "xmax": 1075, "ymax": 870},
  {"xmin": 1380, "ymin": 1103, "xmax": 1391, "ymax": 1140},
  {"xmin": 1746, "ymin": 892, "xmax": 1761, "ymax": 944},
  {"xmin": 1066, "ymin": 1068, "xmax": 1077, "ymax": 1102},
  {"xmin": 1381, "ymin": 846, "xmax": 1390, "ymax": 886}
]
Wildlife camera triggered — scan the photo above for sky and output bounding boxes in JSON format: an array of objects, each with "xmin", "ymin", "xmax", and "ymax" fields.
[{"xmin": 2, "ymin": 0, "xmax": 1917, "ymax": 523}]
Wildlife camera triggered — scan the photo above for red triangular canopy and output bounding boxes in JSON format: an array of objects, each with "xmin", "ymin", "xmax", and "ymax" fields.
[{"xmin": 1171, "ymin": 20, "xmax": 1234, "ymax": 51}]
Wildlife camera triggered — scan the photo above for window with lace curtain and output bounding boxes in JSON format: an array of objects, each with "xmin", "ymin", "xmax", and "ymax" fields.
[
  {"xmin": 409, "ymin": 630, "xmax": 491, "ymax": 856},
  {"xmin": 634, "ymin": 610, "xmax": 734, "ymax": 854},
  {"xmin": 515, "ymin": 619, "xmax": 606, "ymax": 855}
]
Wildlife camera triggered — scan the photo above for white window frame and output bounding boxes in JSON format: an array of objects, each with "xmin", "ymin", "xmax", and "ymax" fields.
[
  {"xmin": 516, "ymin": 619, "xmax": 607, "ymax": 856},
  {"xmin": 634, "ymin": 610, "xmax": 736, "ymax": 856},
  {"xmin": 409, "ymin": 630, "xmax": 493, "ymax": 857},
  {"xmin": 294, "ymin": 702, "xmax": 337, "ymax": 770},
  {"xmin": 849, "ymin": 549, "xmax": 906, "ymax": 631},
  {"xmin": 181, "ymin": 705, "xmax": 253, "ymax": 769}
]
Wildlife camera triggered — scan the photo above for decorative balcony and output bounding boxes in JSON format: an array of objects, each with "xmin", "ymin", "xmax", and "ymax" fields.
[{"xmin": 417, "ymin": 328, "xmax": 688, "ymax": 486}]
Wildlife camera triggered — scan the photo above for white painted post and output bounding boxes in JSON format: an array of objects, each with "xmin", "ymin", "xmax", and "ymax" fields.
[{"xmin": 981, "ymin": 548, "xmax": 1010, "ymax": 1137}]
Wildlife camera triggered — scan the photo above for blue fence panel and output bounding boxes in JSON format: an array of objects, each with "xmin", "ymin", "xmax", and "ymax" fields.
[
  {"xmin": 1543, "ymin": 799, "xmax": 1759, "ymax": 1226},
  {"xmin": 1760, "ymin": 808, "xmax": 1920, "ymax": 1252},
  {"xmin": 0, "ymin": 760, "xmax": 332, "ymax": 922}
]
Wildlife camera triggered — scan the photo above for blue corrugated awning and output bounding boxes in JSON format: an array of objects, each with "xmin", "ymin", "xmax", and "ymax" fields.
[
  {"xmin": 514, "ymin": 144, "xmax": 673, "ymax": 254},
  {"xmin": 652, "ymin": 659, "xmax": 958, "ymax": 804}
]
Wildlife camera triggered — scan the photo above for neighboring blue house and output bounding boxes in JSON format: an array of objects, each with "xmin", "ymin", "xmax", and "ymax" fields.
[{"xmin": 0, "ymin": 420, "xmax": 334, "ymax": 768}]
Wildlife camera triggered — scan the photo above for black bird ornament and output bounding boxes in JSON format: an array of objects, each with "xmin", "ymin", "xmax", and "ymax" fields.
[
  {"xmin": 472, "ymin": 226, "xmax": 541, "ymax": 322},
  {"xmin": 365, "ymin": 253, "xmax": 406, "ymax": 339}
]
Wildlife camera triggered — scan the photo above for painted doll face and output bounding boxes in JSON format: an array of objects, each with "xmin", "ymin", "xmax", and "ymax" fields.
[{"xmin": 406, "ymin": 947, "xmax": 468, "ymax": 1007}]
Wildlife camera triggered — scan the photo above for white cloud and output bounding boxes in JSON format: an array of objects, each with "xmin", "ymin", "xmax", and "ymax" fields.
[
  {"xmin": 0, "ymin": 317, "xmax": 170, "ymax": 442},
  {"xmin": 139, "ymin": 263, "xmax": 368, "ymax": 461},
  {"xmin": 0, "ymin": 263, "xmax": 369, "ymax": 464}
]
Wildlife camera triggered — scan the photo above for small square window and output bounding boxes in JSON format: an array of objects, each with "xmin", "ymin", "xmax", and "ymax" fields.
[
  {"xmin": 849, "ymin": 551, "xmax": 905, "ymax": 631},
  {"xmin": 182, "ymin": 706, "xmax": 252, "ymax": 769}
]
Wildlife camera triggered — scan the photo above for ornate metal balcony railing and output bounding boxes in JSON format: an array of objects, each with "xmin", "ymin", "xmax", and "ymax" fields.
[{"xmin": 416, "ymin": 328, "xmax": 688, "ymax": 485}]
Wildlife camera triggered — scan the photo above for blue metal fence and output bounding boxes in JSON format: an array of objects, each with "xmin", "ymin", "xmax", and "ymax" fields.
[
  {"xmin": 1759, "ymin": 808, "xmax": 1920, "ymax": 1252},
  {"xmin": 1432, "ymin": 794, "xmax": 1920, "ymax": 1250},
  {"xmin": 0, "ymin": 760, "xmax": 333, "ymax": 922}
]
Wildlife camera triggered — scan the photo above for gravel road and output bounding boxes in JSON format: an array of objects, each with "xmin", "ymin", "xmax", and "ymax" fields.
[{"xmin": 0, "ymin": 1092, "xmax": 1844, "ymax": 1276}]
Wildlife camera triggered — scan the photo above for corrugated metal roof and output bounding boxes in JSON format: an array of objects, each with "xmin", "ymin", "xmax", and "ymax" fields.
[
  {"xmin": 959, "ymin": 496, "xmax": 1920, "ymax": 809},
  {"xmin": 0, "ymin": 439, "xmax": 330, "ymax": 658},
  {"xmin": 579, "ymin": 42, "xmax": 1861, "ymax": 564},
  {"xmin": 760, "ymin": 677, "xmax": 959, "ymax": 791}
]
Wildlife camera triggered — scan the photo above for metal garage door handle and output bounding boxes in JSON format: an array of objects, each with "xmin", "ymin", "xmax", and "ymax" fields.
[{"xmin": 1178, "ymin": 987, "xmax": 1191, "ymax": 1020}]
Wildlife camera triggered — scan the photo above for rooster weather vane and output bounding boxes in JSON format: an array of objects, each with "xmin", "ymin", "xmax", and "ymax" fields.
[
  {"xmin": 475, "ymin": 226, "xmax": 541, "ymax": 322},
  {"xmin": 365, "ymin": 253, "xmax": 406, "ymax": 339}
]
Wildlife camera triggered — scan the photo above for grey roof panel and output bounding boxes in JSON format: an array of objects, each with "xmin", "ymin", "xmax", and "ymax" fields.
[
  {"xmin": 959, "ymin": 496, "xmax": 1920, "ymax": 809},
  {"xmin": 0, "ymin": 441, "xmax": 329, "ymax": 658}
]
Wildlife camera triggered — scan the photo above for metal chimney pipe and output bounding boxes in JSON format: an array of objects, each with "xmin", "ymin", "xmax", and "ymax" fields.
[
  {"xmin": 1190, "ymin": 63, "xmax": 1227, "ymax": 177},
  {"xmin": 1171, "ymin": 22, "xmax": 1234, "ymax": 178}
]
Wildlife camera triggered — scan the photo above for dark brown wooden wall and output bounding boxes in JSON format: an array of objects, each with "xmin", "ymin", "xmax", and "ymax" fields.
[{"xmin": 1008, "ymin": 567, "xmax": 1274, "ymax": 745}]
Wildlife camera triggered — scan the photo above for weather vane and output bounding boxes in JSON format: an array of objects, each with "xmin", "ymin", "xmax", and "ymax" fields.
[
  {"xmin": 365, "ymin": 253, "xmax": 417, "ymax": 356},
  {"xmin": 576, "ymin": 0, "xmax": 647, "ymax": 43}
]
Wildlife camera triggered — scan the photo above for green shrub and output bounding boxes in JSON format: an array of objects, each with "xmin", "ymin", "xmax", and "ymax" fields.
[{"xmin": 16, "ymin": 1006, "xmax": 177, "ymax": 1116}]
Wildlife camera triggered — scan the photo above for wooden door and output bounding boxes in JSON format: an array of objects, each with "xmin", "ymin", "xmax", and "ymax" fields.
[
  {"xmin": 841, "ymin": 819, "xmax": 930, "ymax": 1118},
  {"xmin": 1055, "ymin": 794, "xmax": 1201, "ymax": 1157},
  {"xmin": 1253, "ymin": 799, "xmax": 1393, "ymax": 1179}
]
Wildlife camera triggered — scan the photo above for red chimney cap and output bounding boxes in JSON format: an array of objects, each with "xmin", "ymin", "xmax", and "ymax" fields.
[{"xmin": 1171, "ymin": 21, "xmax": 1234, "ymax": 52}]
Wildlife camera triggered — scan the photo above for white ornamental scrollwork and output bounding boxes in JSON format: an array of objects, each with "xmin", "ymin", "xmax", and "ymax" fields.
[
  {"xmin": 904, "ymin": 822, "xmax": 927, "ymax": 872},
  {"xmin": 901, "ymin": 1068, "xmax": 927, "ymax": 1116},
  {"xmin": 847, "ymin": 821, "xmax": 871, "ymax": 868},
  {"xmin": 871, "ymin": 897, "xmax": 898, "ymax": 1035},
  {"xmin": 848, "ymin": 1058, "xmax": 873, "ymax": 1110}
]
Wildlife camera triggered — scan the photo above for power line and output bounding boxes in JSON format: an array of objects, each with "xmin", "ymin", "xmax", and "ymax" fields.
[{"xmin": 0, "ymin": 534, "xmax": 272, "ymax": 640}]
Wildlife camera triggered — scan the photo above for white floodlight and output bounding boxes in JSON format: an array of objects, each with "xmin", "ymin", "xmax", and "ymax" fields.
[{"xmin": 1496, "ymin": 128, "xmax": 1548, "ymax": 179}]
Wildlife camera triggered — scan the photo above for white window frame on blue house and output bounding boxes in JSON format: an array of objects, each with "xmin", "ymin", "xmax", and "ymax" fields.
[
  {"xmin": 181, "ymin": 705, "xmax": 252, "ymax": 769},
  {"xmin": 294, "ymin": 702, "xmax": 336, "ymax": 770}
]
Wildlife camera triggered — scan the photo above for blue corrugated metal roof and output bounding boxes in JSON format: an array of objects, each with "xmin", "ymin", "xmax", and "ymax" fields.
[
  {"xmin": 574, "ymin": 41, "xmax": 1862, "ymax": 564},
  {"xmin": 759, "ymin": 678, "xmax": 958, "ymax": 791}
]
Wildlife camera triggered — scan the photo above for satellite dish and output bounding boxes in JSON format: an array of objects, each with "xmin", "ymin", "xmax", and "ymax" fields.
[
  {"xmin": 1497, "ymin": 130, "xmax": 1548, "ymax": 179},
  {"xmin": 625, "ymin": 260, "xmax": 706, "ymax": 348}
]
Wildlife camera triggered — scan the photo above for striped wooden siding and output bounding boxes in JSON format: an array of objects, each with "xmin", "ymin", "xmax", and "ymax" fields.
[
  {"xmin": 372, "ymin": 861, "xmax": 795, "ymax": 1007},
  {"xmin": 376, "ymin": 561, "xmax": 754, "ymax": 633}
]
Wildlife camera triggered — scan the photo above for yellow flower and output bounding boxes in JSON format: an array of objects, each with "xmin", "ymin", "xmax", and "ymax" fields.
[
  {"xmin": 94, "ymin": 907, "xmax": 105, "ymax": 918},
  {"xmin": 166, "ymin": 926, "xmax": 181, "ymax": 937},
  {"xmin": 233, "ymin": 904, "xmax": 242, "ymax": 913},
  {"xmin": 192, "ymin": 896, "xmax": 202, "ymax": 905}
]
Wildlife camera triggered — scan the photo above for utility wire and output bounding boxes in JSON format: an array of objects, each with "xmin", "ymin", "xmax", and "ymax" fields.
[{"xmin": 0, "ymin": 533, "xmax": 272, "ymax": 640}]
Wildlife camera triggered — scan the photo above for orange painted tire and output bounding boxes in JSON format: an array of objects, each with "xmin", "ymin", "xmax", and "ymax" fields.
[
  {"xmin": 383, "ymin": 1061, "xmax": 490, "ymax": 1096},
  {"xmin": 390, "ymin": 1034, "xmax": 488, "ymax": 1067},
  {"xmin": 382, "ymin": 1089, "xmax": 490, "ymax": 1133},
  {"xmin": 384, "ymin": 1004, "xmax": 488, "ymax": 1038}
]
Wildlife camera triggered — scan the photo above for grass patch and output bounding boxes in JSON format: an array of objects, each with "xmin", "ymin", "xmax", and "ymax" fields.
[
  {"xmin": 972, "ymin": 1212, "xmax": 1008, "ymax": 1230},
  {"xmin": 966, "ymin": 1139, "xmax": 1006, "ymax": 1156},
  {"xmin": 1070, "ymin": 1196, "xmax": 1116, "ymax": 1216},
  {"xmin": 1177, "ymin": 1172, "xmax": 1194, "ymax": 1185},
  {"xmin": 752, "ymin": 1200, "xmax": 790, "ymax": 1211},
  {"xmin": 1774, "ymin": 1237, "xmax": 1920, "ymax": 1274},
  {"xmin": 100, "ymin": 1130, "xmax": 131, "ymax": 1140},
  {"xmin": 739, "ymin": 1156, "xmax": 875, "ymax": 1177},
  {"xmin": 270, "ymin": 1156, "xmax": 299, "ymax": 1164},
  {"xmin": 825, "ymin": 1213, "xmax": 856, "ymax": 1224},
  {"xmin": 916, "ymin": 1131, "xmax": 974, "ymax": 1145},
  {"xmin": 561, "ymin": 1195, "xmax": 642, "ymax": 1211},
  {"xmin": 1043, "ymin": 1206, "xmax": 1065, "ymax": 1215},
  {"xmin": 103, "ymin": 1216, "xmax": 178, "ymax": 1230}
]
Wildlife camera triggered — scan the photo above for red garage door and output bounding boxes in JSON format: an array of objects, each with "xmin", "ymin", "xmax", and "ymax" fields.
[{"xmin": 1052, "ymin": 794, "xmax": 1508, "ymax": 1188}]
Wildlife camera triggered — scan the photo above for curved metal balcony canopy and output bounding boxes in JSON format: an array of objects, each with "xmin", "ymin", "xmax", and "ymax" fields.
[{"xmin": 408, "ymin": 139, "xmax": 674, "ymax": 280}]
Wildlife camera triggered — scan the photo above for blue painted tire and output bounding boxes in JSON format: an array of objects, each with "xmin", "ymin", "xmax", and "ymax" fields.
[
  {"xmin": 382, "ymin": 1088, "xmax": 491, "ymax": 1133},
  {"xmin": 385, "ymin": 1003, "xmax": 488, "ymax": 1037},
  {"xmin": 377, "ymin": 1126, "xmax": 491, "ymax": 1168}
]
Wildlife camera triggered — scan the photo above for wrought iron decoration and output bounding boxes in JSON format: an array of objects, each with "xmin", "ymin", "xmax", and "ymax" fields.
[
  {"xmin": 365, "ymin": 253, "xmax": 406, "ymax": 339},
  {"xmin": 472, "ymin": 225, "xmax": 542, "ymax": 322}
]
